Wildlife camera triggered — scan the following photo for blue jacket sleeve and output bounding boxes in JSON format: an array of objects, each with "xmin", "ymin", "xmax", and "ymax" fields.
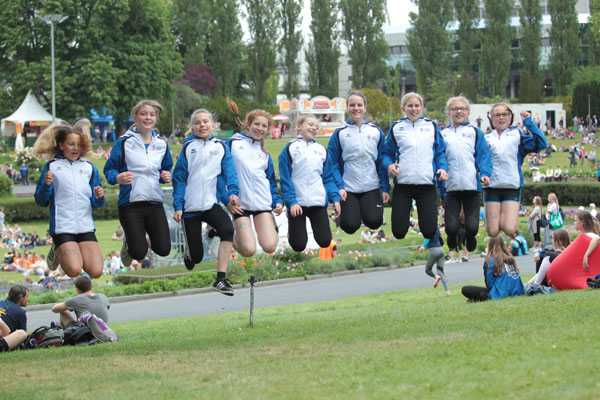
[
  {"xmin": 103, "ymin": 139, "xmax": 124, "ymax": 185},
  {"xmin": 483, "ymin": 261, "xmax": 493, "ymax": 290},
  {"xmin": 34, "ymin": 162, "xmax": 53, "ymax": 207},
  {"xmin": 519, "ymin": 117, "xmax": 548, "ymax": 157},
  {"xmin": 474, "ymin": 128, "xmax": 492, "ymax": 179},
  {"xmin": 326, "ymin": 131, "xmax": 345, "ymax": 190},
  {"xmin": 278, "ymin": 144, "xmax": 298, "ymax": 208},
  {"xmin": 218, "ymin": 143, "xmax": 239, "ymax": 205},
  {"xmin": 323, "ymin": 151, "xmax": 341, "ymax": 203},
  {"xmin": 382, "ymin": 124, "xmax": 398, "ymax": 171},
  {"xmin": 376, "ymin": 129, "xmax": 390, "ymax": 193},
  {"xmin": 159, "ymin": 143, "xmax": 174, "ymax": 184},
  {"xmin": 89, "ymin": 164, "xmax": 105, "ymax": 208},
  {"xmin": 433, "ymin": 123, "xmax": 448, "ymax": 173},
  {"xmin": 266, "ymin": 155, "xmax": 282, "ymax": 208},
  {"xmin": 172, "ymin": 145, "xmax": 189, "ymax": 212}
]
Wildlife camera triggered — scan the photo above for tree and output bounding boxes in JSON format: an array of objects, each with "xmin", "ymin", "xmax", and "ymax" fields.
[
  {"xmin": 278, "ymin": 0, "xmax": 303, "ymax": 98},
  {"xmin": 549, "ymin": 0, "xmax": 581, "ymax": 96},
  {"xmin": 407, "ymin": 0, "xmax": 453, "ymax": 95},
  {"xmin": 480, "ymin": 0, "xmax": 512, "ymax": 97},
  {"xmin": 519, "ymin": 0, "xmax": 543, "ymax": 101},
  {"xmin": 588, "ymin": 0, "xmax": 600, "ymax": 64},
  {"xmin": 454, "ymin": 0, "xmax": 480, "ymax": 100},
  {"xmin": 172, "ymin": 0, "xmax": 209, "ymax": 65},
  {"xmin": 182, "ymin": 64, "xmax": 217, "ymax": 95},
  {"xmin": 306, "ymin": 0, "xmax": 340, "ymax": 97},
  {"xmin": 0, "ymin": 0, "xmax": 182, "ymax": 126},
  {"xmin": 205, "ymin": 0, "xmax": 244, "ymax": 96},
  {"xmin": 243, "ymin": 0, "xmax": 280, "ymax": 103},
  {"xmin": 339, "ymin": 0, "xmax": 388, "ymax": 89}
]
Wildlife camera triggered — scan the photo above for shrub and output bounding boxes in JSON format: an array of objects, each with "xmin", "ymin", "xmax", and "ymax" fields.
[
  {"xmin": 0, "ymin": 174, "xmax": 12, "ymax": 196},
  {"xmin": 522, "ymin": 182, "xmax": 599, "ymax": 206}
]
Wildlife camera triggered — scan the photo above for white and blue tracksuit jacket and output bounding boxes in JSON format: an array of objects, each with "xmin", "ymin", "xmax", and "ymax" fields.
[
  {"xmin": 327, "ymin": 120, "xmax": 390, "ymax": 194},
  {"xmin": 439, "ymin": 122, "xmax": 492, "ymax": 193},
  {"xmin": 103, "ymin": 128, "xmax": 173, "ymax": 206},
  {"xmin": 278, "ymin": 137, "xmax": 340, "ymax": 208},
  {"xmin": 34, "ymin": 156, "xmax": 104, "ymax": 235},
  {"xmin": 383, "ymin": 117, "xmax": 448, "ymax": 185},
  {"xmin": 484, "ymin": 117, "xmax": 547, "ymax": 189},
  {"xmin": 226, "ymin": 132, "xmax": 282, "ymax": 211},
  {"xmin": 172, "ymin": 135, "xmax": 240, "ymax": 213}
]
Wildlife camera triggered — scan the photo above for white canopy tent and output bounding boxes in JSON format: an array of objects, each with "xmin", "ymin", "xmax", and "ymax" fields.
[{"xmin": 1, "ymin": 91, "xmax": 54, "ymax": 149}]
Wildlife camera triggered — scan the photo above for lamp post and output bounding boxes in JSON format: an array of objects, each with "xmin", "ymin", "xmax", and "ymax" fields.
[
  {"xmin": 401, "ymin": 76, "xmax": 407, "ymax": 97},
  {"xmin": 39, "ymin": 14, "xmax": 68, "ymax": 120}
]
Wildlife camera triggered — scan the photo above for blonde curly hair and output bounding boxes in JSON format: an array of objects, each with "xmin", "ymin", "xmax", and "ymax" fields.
[{"xmin": 33, "ymin": 121, "xmax": 92, "ymax": 160}]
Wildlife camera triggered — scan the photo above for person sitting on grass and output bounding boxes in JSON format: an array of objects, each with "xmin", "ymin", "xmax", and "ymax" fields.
[
  {"xmin": 51, "ymin": 276, "xmax": 110, "ymax": 327},
  {"xmin": 0, "ymin": 285, "xmax": 29, "ymax": 352},
  {"xmin": 527, "ymin": 229, "xmax": 570, "ymax": 291},
  {"xmin": 461, "ymin": 236, "xmax": 525, "ymax": 302}
]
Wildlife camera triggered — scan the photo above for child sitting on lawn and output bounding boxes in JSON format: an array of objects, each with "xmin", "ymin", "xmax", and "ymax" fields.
[{"xmin": 461, "ymin": 236, "xmax": 525, "ymax": 302}]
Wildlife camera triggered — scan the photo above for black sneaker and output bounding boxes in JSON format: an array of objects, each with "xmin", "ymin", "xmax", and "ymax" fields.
[
  {"xmin": 184, "ymin": 256, "xmax": 195, "ymax": 271},
  {"xmin": 466, "ymin": 236, "xmax": 477, "ymax": 252},
  {"xmin": 213, "ymin": 278, "xmax": 234, "ymax": 296}
]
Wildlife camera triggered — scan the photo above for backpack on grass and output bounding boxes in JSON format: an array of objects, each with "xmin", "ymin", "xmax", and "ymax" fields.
[
  {"xmin": 63, "ymin": 321, "xmax": 96, "ymax": 346},
  {"xmin": 24, "ymin": 325, "xmax": 64, "ymax": 349}
]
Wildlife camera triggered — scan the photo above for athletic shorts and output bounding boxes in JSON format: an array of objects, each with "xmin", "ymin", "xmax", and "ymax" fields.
[
  {"xmin": 483, "ymin": 188, "xmax": 521, "ymax": 203},
  {"xmin": 232, "ymin": 209, "xmax": 272, "ymax": 220},
  {"xmin": 52, "ymin": 232, "xmax": 97, "ymax": 248}
]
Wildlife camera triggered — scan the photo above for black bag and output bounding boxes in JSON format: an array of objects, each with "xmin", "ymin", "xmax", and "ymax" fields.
[
  {"xmin": 63, "ymin": 321, "xmax": 95, "ymax": 346},
  {"xmin": 24, "ymin": 325, "xmax": 64, "ymax": 349}
]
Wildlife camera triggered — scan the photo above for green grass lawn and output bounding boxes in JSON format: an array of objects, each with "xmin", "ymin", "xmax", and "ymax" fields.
[{"xmin": 2, "ymin": 285, "xmax": 600, "ymax": 399}]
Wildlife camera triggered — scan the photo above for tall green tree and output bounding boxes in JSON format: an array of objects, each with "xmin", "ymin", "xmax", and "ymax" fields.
[
  {"xmin": 278, "ymin": 0, "xmax": 303, "ymax": 98},
  {"xmin": 243, "ymin": 0, "xmax": 280, "ymax": 103},
  {"xmin": 172, "ymin": 0, "xmax": 209, "ymax": 64},
  {"xmin": 339, "ymin": 0, "xmax": 388, "ymax": 89},
  {"xmin": 306, "ymin": 0, "xmax": 340, "ymax": 97},
  {"xmin": 588, "ymin": 0, "xmax": 600, "ymax": 64},
  {"xmin": 549, "ymin": 0, "xmax": 581, "ymax": 96},
  {"xmin": 480, "ymin": 0, "xmax": 512, "ymax": 97},
  {"xmin": 0, "ymin": 0, "xmax": 182, "ymax": 125},
  {"xmin": 407, "ymin": 0, "xmax": 453, "ymax": 95},
  {"xmin": 454, "ymin": 0, "xmax": 480, "ymax": 99},
  {"xmin": 519, "ymin": 0, "xmax": 543, "ymax": 101},
  {"xmin": 205, "ymin": 0, "xmax": 244, "ymax": 96}
]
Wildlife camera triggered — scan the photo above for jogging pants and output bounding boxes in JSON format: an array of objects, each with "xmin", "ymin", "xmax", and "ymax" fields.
[
  {"xmin": 183, "ymin": 204, "xmax": 234, "ymax": 264},
  {"xmin": 119, "ymin": 201, "xmax": 171, "ymax": 261},
  {"xmin": 391, "ymin": 184, "xmax": 438, "ymax": 239},
  {"xmin": 425, "ymin": 247, "xmax": 446, "ymax": 279},
  {"xmin": 444, "ymin": 190, "xmax": 481, "ymax": 251},
  {"xmin": 461, "ymin": 286, "xmax": 489, "ymax": 302},
  {"xmin": 339, "ymin": 189, "xmax": 384, "ymax": 234},
  {"xmin": 288, "ymin": 206, "xmax": 332, "ymax": 252}
]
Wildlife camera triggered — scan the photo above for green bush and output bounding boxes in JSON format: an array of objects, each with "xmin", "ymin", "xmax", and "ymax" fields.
[
  {"xmin": 1, "ymin": 193, "xmax": 119, "ymax": 223},
  {"xmin": 522, "ymin": 182, "xmax": 599, "ymax": 206},
  {"xmin": 0, "ymin": 174, "xmax": 12, "ymax": 196}
]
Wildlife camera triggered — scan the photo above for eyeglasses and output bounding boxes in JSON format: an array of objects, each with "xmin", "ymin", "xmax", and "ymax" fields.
[
  {"xmin": 492, "ymin": 112, "xmax": 511, "ymax": 118},
  {"xmin": 450, "ymin": 107, "xmax": 468, "ymax": 112}
]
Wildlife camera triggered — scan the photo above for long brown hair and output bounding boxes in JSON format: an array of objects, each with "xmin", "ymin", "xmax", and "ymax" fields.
[
  {"xmin": 552, "ymin": 229, "xmax": 571, "ymax": 250},
  {"xmin": 33, "ymin": 122, "xmax": 92, "ymax": 160},
  {"xmin": 576, "ymin": 210, "xmax": 600, "ymax": 234},
  {"xmin": 486, "ymin": 237, "xmax": 517, "ymax": 276}
]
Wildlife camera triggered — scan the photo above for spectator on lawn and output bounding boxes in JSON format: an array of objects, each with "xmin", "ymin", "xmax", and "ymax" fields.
[
  {"xmin": 51, "ymin": 275, "xmax": 110, "ymax": 327},
  {"xmin": 527, "ymin": 229, "xmax": 570, "ymax": 289},
  {"xmin": 0, "ymin": 285, "xmax": 29, "ymax": 352},
  {"xmin": 461, "ymin": 237, "xmax": 525, "ymax": 302},
  {"xmin": 528, "ymin": 196, "xmax": 543, "ymax": 250}
]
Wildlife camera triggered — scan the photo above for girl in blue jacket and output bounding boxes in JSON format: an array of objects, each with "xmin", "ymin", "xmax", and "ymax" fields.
[
  {"xmin": 440, "ymin": 96, "xmax": 492, "ymax": 253},
  {"xmin": 484, "ymin": 103, "xmax": 547, "ymax": 238},
  {"xmin": 384, "ymin": 92, "xmax": 448, "ymax": 240},
  {"xmin": 327, "ymin": 92, "xmax": 390, "ymax": 234},
  {"xmin": 279, "ymin": 115, "xmax": 340, "ymax": 252},
  {"xmin": 103, "ymin": 100, "xmax": 173, "ymax": 266},
  {"xmin": 461, "ymin": 236, "xmax": 525, "ymax": 301},
  {"xmin": 226, "ymin": 110, "xmax": 283, "ymax": 257},
  {"xmin": 172, "ymin": 109, "xmax": 240, "ymax": 296},
  {"xmin": 33, "ymin": 121, "xmax": 105, "ymax": 278}
]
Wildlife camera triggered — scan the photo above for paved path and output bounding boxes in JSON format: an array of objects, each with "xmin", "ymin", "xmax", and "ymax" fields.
[
  {"xmin": 12, "ymin": 184, "xmax": 35, "ymax": 197},
  {"xmin": 26, "ymin": 255, "xmax": 536, "ymax": 330}
]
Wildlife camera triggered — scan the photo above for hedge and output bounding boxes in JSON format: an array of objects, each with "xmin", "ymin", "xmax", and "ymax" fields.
[
  {"xmin": 522, "ymin": 182, "xmax": 599, "ymax": 205},
  {"xmin": 1, "ymin": 193, "xmax": 119, "ymax": 223}
]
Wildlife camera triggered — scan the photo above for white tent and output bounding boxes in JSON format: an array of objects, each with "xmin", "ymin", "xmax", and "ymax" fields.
[{"xmin": 1, "ymin": 91, "xmax": 54, "ymax": 137}]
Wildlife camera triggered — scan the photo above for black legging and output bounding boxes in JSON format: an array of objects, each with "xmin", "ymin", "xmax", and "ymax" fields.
[
  {"xmin": 118, "ymin": 201, "xmax": 171, "ymax": 261},
  {"xmin": 182, "ymin": 204, "xmax": 234, "ymax": 264},
  {"xmin": 444, "ymin": 190, "xmax": 481, "ymax": 251},
  {"xmin": 287, "ymin": 206, "xmax": 332, "ymax": 252},
  {"xmin": 461, "ymin": 286, "xmax": 489, "ymax": 302},
  {"xmin": 391, "ymin": 184, "xmax": 438, "ymax": 239},
  {"xmin": 339, "ymin": 189, "xmax": 384, "ymax": 234}
]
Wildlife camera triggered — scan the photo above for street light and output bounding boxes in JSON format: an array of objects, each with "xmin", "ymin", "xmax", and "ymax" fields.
[{"xmin": 39, "ymin": 14, "xmax": 68, "ymax": 120}]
